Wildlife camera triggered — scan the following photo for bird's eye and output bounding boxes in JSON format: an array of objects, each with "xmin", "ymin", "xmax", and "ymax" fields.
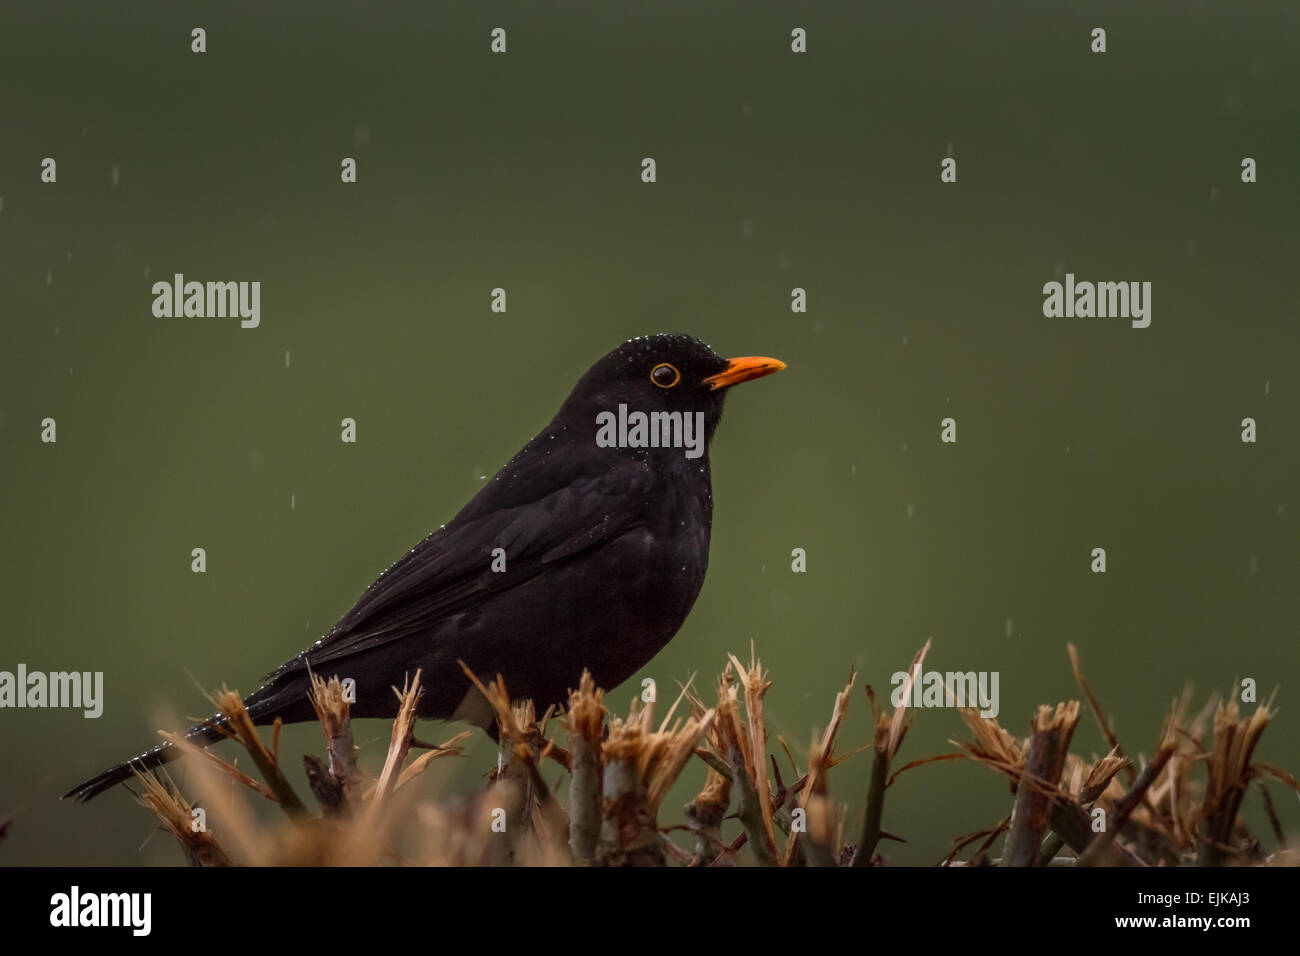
[{"xmin": 651, "ymin": 363, "xmax": 680, "ymax": 389}]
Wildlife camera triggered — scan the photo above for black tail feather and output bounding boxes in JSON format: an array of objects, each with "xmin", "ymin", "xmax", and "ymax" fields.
[
  {"xmin": 63, "ymin": 713, "xmax": 230, "ymax": 803},
  {"xmin": 63, "ymin": 664, "xmax": 322, "ymax": 803}
]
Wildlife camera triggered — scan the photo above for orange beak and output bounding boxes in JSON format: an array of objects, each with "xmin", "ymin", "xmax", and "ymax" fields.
[{"xmin": 702, "ymin": 356, "xmax": 786, "ymax": 391}]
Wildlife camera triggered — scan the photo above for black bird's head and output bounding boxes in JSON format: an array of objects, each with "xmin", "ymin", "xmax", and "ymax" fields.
[{"xmin": 558, "ymin": 333, "xmax": 785, "ymax": 462}]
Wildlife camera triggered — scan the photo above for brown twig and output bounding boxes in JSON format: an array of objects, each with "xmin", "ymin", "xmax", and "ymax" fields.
[
  {"xmin": 369, "ymin": 670, "xmax": 423, "ymax": 806},
  {"xmin": 1197, "ymin": 697, "xmax": 1274, "ymax": 865},
  {"xmin": 132, "ymin": 770, "xmax": 232, "ymax": 867},
  {"xmin": 308, "ymin": 672, "xmax": 359, "ymax": 803},
  {"xmin": 214, "ymin": 688, "xmax": 307, "ymax": 820},
  {"xmin": 781, "ymin": 669, "xmax": 855, "ymax": 867},
  {"xmin": 566, "ymin": 671, "xmax": 606, "ymax": 865},
  {"xmin": 1078, "ymin": 734, "xmax": 1175, "ymax": 867},
  {"xmin": 1258, "ymin": 783, "xmax": 1285, "ymax": 846},
  {"xmin": 1002, "ymin": 702, "xmax": 1080, "ymax": 866},
  {"xmin": 851, "ymin": 641, "xmax": 929, "ymax": 866}
]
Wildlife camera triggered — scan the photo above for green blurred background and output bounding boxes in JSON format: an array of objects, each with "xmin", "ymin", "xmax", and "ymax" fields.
[{"xmin": 1, "ymin": 0, "xmax": 1296, "ymax": 865}]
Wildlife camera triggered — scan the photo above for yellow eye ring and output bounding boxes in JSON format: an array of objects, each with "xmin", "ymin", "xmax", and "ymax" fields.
[{"xmin": 650, "ymin": 363, "xmax": 680, "ymax": 388}]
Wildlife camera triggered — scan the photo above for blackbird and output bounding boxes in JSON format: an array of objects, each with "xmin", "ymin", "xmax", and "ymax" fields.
[{"xmin": 66, "ymin": 333, "xmax": 784, "ymax": 802}]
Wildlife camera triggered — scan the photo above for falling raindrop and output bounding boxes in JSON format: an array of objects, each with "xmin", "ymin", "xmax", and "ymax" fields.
[
  {"xmin": 741, "ymin": 219, "xmax": 755, "ymax": 239},
  {"xmin": 45, "ymin": 270, "xmax": 52, "ymax": 286},
  {"xmin": 1264, "ymin": 379, "xmax": 1270, "ymax": 395},
  {"xmin": 1005, "ymin": 617, "xmax": 1013, "ymax": 638},
  {"xmin": 285, "ymin": 351, "xmax": 290, "ymax": 367},
  {"xmin": 1248, "ymin": 556, "xmax": 1258, "ymax": 575},
  {"xmin": 290, "ymin": 494, "xmax": 296, "ymax": 510},
  {"xmin": 111, "ymin": 165, "xmax": 120, "ymax": 187},
  {"xmin": 906, "ymin": 503, "xmax": 914, "ymax": 518}
]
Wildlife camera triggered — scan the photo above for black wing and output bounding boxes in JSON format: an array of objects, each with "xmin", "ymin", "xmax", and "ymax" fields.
[{"xmin": 263, "ymin": 444, "xmax": 655, "ymax": 682}]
